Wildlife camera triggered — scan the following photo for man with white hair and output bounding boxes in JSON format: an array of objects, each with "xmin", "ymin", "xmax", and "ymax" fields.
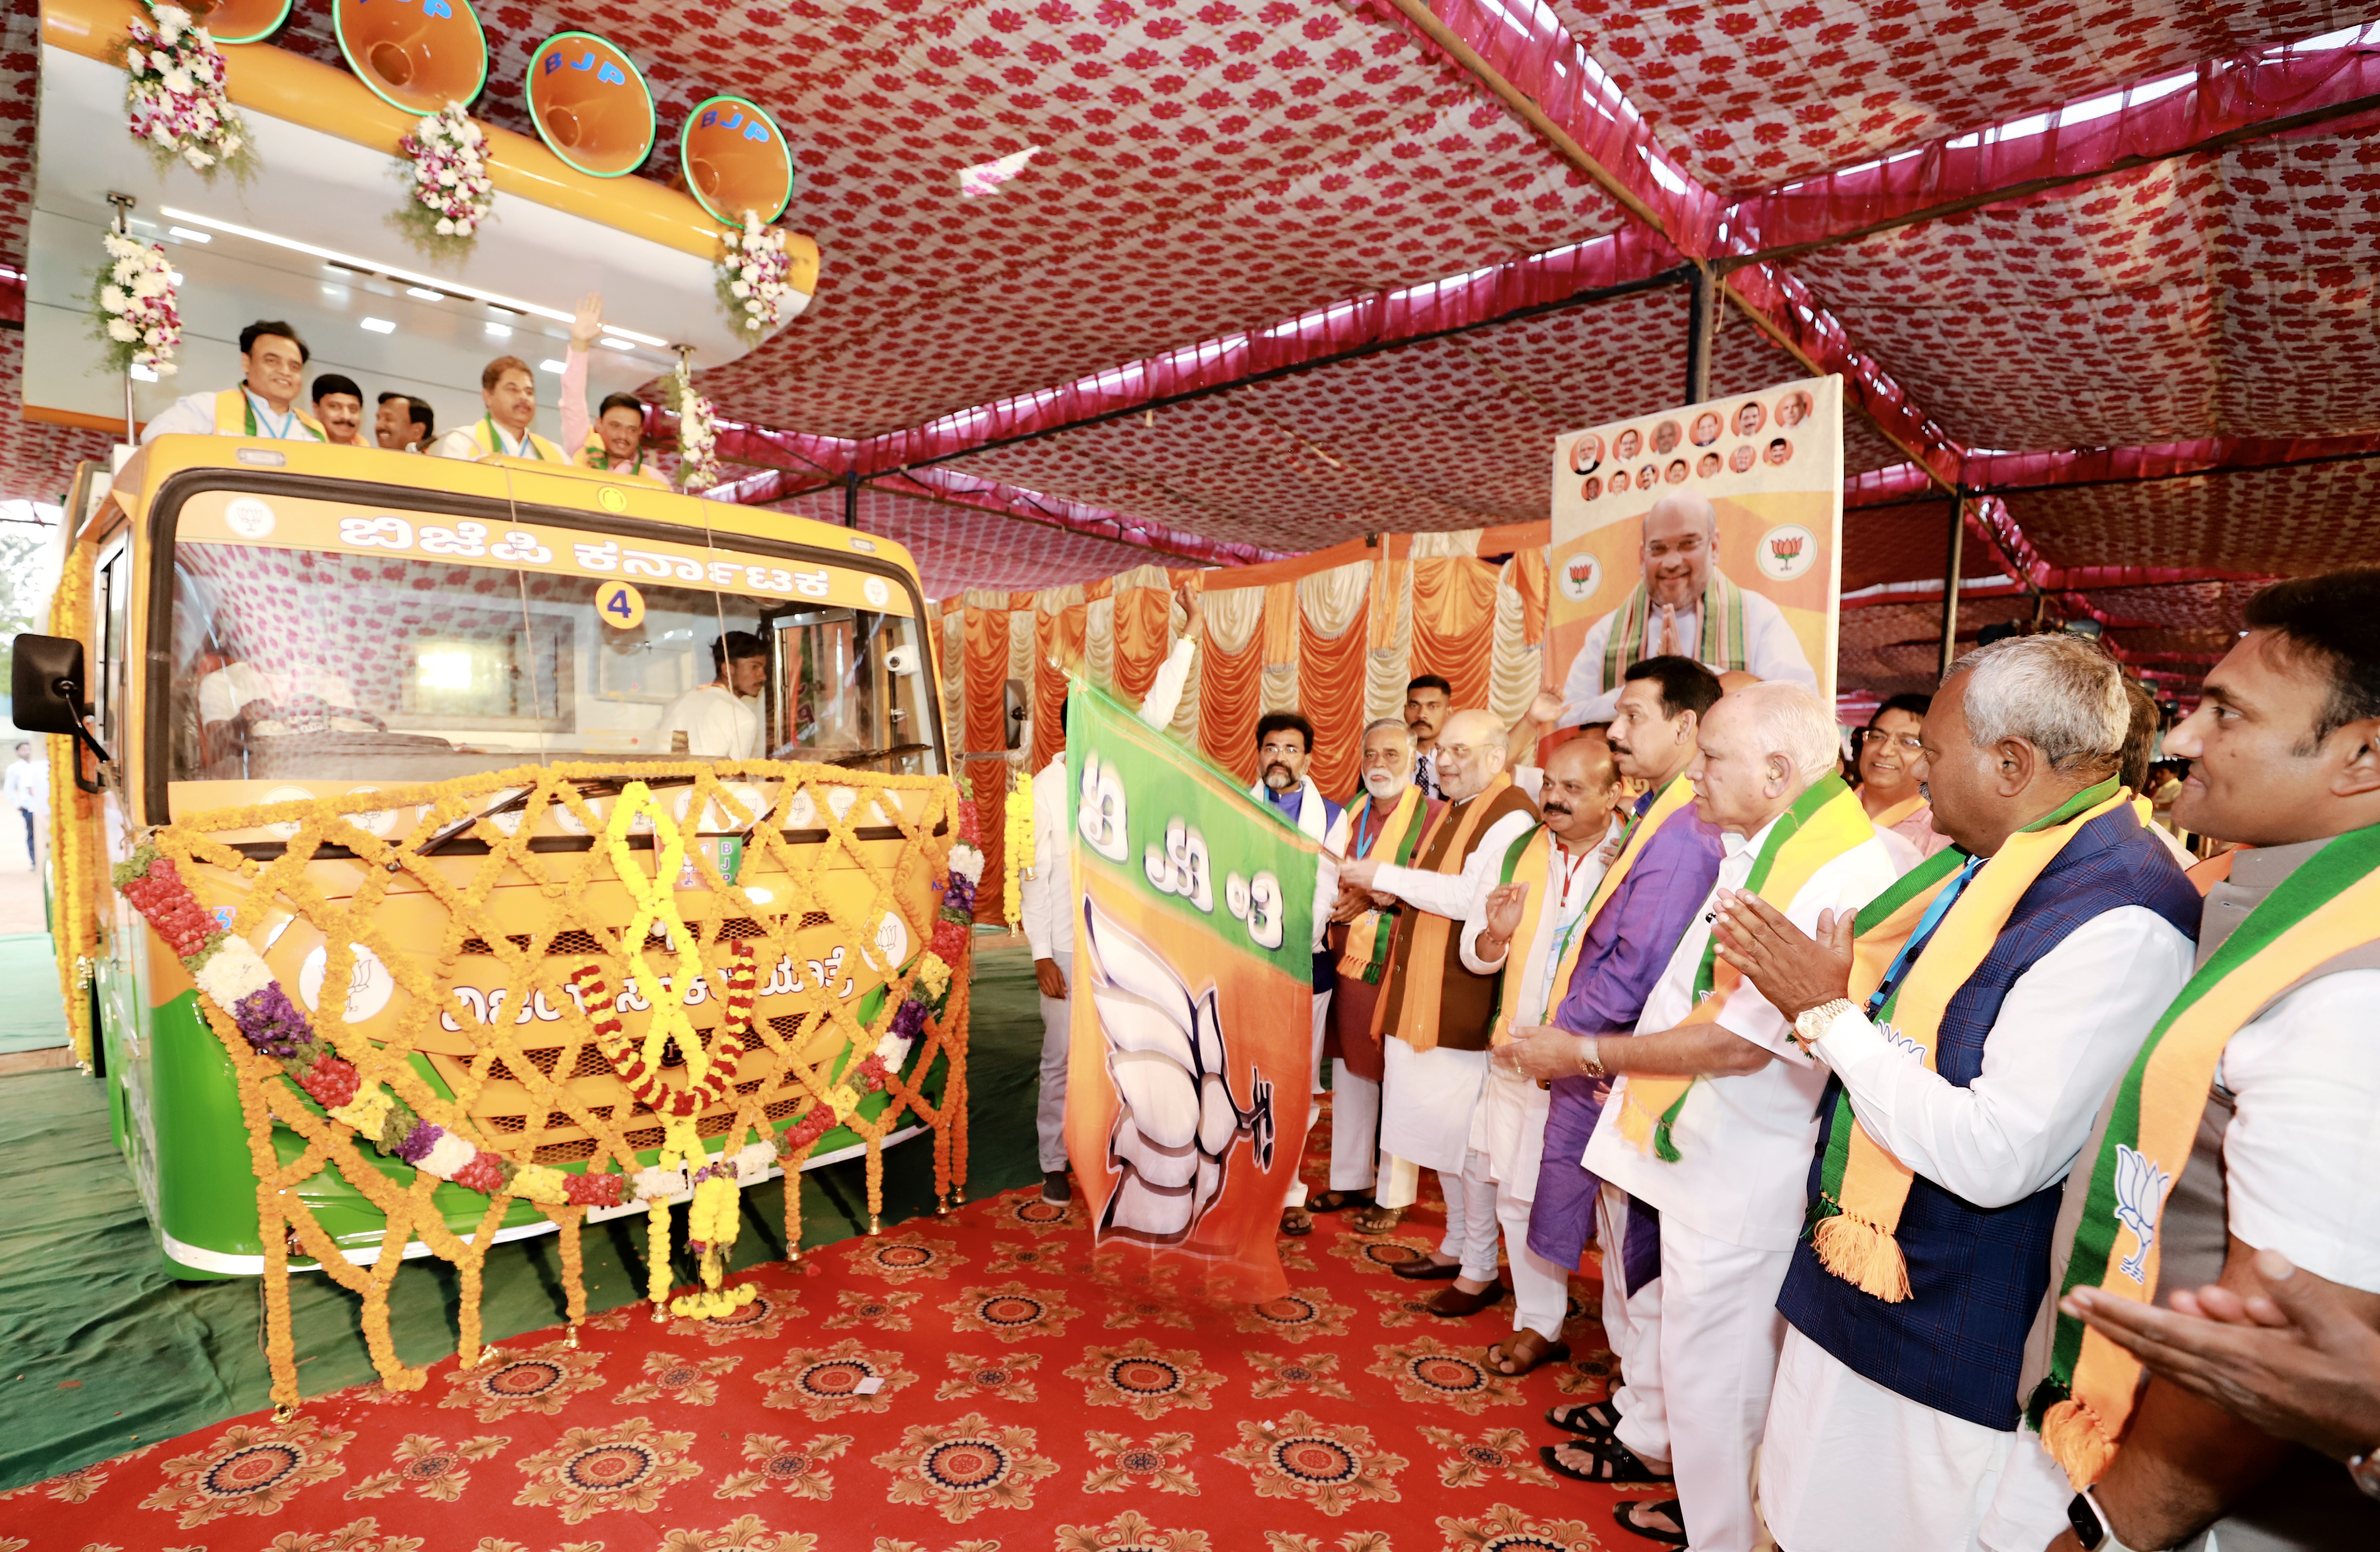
[
  {"xmin": 1558, "ymin": 492, "xmax": 1818, "ymax": 725},
  {"xmin": 1309, "ymin": 717, "xmax": 1440, "ymax": 1225},
  {"xmin": 1339, "ymin": 707, "xmax": 1539, "ymax": 1310},
  {"xmin": 1711, "ymin": 634, "xmax": 2200, "ymax": 1552},
  {"xmin": 1504, "ymin": 681, "xmax": 1901, "ymax": 1550}
]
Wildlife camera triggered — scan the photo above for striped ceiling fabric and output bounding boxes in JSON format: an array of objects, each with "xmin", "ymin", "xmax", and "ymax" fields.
[{"xmin": 8, "ymin": 0, "xmax": 2377, "ymax": 697}]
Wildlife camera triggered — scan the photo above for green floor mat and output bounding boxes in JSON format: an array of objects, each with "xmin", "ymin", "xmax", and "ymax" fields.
[
  {"xmin": 0, "ymin": 932, "xmax": 69, "ymax": 1054},
  {"xmin": 0, "ymin": 931, "xmax": 1046, "ymax": 1492}
]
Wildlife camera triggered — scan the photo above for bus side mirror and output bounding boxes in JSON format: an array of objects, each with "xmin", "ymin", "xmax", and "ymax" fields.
[{"xmin": 11, "ymin": 634, "xmax": 113, "ymax": 769}]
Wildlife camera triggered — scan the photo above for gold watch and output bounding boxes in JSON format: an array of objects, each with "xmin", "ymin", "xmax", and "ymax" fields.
[
  {"xmin": 1575, "ymin": 1038, "xmax": 1606, "ymax": 1079},
  {"xmin": 1793, "ymin": 998, "xmax": 1857, "ymax": 1048}
]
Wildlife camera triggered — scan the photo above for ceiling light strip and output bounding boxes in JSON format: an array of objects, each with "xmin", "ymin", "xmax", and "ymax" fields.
[{"xmin": 156, "ymin": 205, "xmax": 670, "ymax": 347}]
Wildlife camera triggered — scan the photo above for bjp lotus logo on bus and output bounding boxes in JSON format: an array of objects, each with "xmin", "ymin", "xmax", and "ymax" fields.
[
  {"xmin": 1556, "ymin": 551, "xmax": 1602, "ymax": 603},
  {"xmin": 1757, "ymin": 522, "xmax": 1819, "ymax": 582}
]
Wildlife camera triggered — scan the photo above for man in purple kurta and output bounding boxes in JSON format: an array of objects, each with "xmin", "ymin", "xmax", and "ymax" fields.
[{"xmin": 1507, "ymin": 657, "xmax": 1727, "ymax": 1490}]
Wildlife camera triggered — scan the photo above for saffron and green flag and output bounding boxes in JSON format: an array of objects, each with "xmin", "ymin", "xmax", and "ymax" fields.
[{"xmin": 1062, "ymin": 682, "xmax": 1319, "ymax": 1303}]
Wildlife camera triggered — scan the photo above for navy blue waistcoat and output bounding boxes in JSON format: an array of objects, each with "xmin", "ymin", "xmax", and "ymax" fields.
[{"xmin": 1774, "ymin": 805, "xmax": 2203, "ymax": 1430}]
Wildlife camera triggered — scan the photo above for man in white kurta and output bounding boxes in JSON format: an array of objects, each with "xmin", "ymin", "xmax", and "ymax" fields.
[
  {"xmin": 1020, "ymin": 595, "xmax": 1201, "ymax": 1204},
  {"xmin": 654, "ymin": 633, "xmax": 767, "ymax": 759},
  {"xmin": 1708, "ymin": 636, "xmax": 2200, "ymax": 1552},
  {"xmin": 141, "ymin": 321, "xmax": 329, "ymax": 443},
  {"xmin": 1557, "ymin": 493, "xmax": 1815, "ymax": 726},
  {"xmin": 1571, "ymin": 685, "xmax": 1904, "ymax": 1552},
  {"xmin": 1339, "ymin": 709, "xmax": 1539, "ymax": 1307},
  {"xmin": 1457, "ymin": 734, "xmax": 1624, "ymax": 1366}
]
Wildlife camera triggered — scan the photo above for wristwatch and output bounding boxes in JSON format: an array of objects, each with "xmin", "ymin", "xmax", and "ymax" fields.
[
  {"xmin": 2066, "ymin": 1489, "xmax": 2142, "ymax": 1552},
  {"xmin": 1793, "ymin": 996, "xmax": 1857, "ymax": 1048},
  {"xmin": 1574, "ymin": 1037, "xmax": 1605, "ymax": 1080},
  {"xmin": 2351, "ymin": 1446, "xmax": 2380, "ymax": 1501}
]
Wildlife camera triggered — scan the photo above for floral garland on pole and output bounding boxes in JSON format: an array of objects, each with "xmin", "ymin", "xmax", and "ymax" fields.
[
  {"xmin": 90, "ymin": 229, "xmax": 181, "ymax": 379},
  {"xmin": 714, "ymin": 212, "xmax": 801, "ymax": 335},
  {"xmin": 672, "ymin": 360, "xmax": 720, "ymax": 493},
  {"xmin": 393, "ymin": 103, "xmax": 494, "ymax": 260},
  {"xmin": 118, "ymin": 1, "xmax": 252, "ymax": 178}
]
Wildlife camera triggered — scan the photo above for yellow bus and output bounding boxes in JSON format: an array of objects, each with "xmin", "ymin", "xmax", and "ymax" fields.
[{"xmin": 19, "ymin": 434, "xmax": 957, "ymax": 1281}]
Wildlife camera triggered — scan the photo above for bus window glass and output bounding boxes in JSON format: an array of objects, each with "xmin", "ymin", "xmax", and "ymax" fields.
[
  {"xmin": 765, "ymin": 606, "xmax": 935, "ymax": 775},
  {"xmin": 168, "ymin": 541, "xmax": 935, "ymax": 784}
]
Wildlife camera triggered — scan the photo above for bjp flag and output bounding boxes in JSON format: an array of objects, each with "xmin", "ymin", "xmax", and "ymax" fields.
[{"xmin": 1062, "ymin": 682, "xmax": 1318, "ymax": 1304}]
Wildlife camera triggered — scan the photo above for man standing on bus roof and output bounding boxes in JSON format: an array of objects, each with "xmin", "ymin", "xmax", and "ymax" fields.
[
  {"xmin": 375, "ymin": 393, "xmax": 433, "ymax": 452},
  {"xmin": 430, "ymin": 355, "xmax": 566, "ymax": 462},
  {"xmin": 310, "ymin": 373, "xmax": 366, "ymax": 447},
  {"xmin": 656, "ymin": 633, "xmax": 767, "ymax": 759},
  {"xmin": 139, "ymin": 321, "xmax": 329, "ymax": 443},
  {"xmin": 563, "ymin": 293, "xmax": 669, "ymax": 487}
]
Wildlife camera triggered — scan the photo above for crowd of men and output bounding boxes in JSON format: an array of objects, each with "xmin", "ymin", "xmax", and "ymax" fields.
[
  {"xmin": 1019, "ymin": 570, "xmax": 2380, "ymax": 1552},
  {"xmin": 137, "ymin": 296, "xmax": 667, "ymax": 484}
]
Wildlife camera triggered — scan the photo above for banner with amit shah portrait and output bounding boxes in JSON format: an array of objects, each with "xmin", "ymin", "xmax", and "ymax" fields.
[{"xmin": 1546, "ymin": 375, "xmax": 1843, "ymax": 725}]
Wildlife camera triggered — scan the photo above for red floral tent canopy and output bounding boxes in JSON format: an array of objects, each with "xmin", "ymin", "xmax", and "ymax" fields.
[{"xmin": 7, "ymin": 0, "xmax": 2375, "ymax": 695}]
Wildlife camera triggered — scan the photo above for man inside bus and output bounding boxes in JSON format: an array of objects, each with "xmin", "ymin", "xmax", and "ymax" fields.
[
  {"xmin": 430, "ymin": 356, "xmax": 567, "ymax": 462},
  {"xmin": 310, "ymin": 373, "xmax": 367, "ymax": 447},
  {"xmin": 140, "ymin": 321, "xmax": 330, "ymax": 443},
  {"xmin": 196, "ymin": 638, "xmax": 383, "ymax": 771},
  {"xmin": 656, "ymin": 632, "xmax": 767, "ymax": 759},
  {"xmin": 563, "ymin": 294, "xmax": 670, "ymax": 486},
  {"xmin": 376, "ymin": 393, "xmax": 433, "ymax": 452}
]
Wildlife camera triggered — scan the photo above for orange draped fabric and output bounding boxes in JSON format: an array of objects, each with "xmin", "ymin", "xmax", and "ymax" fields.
[
  {"xmin": 1110, "ymin": 584, "xmax": 1174, "ymax": 708},
  {"xmin": 1297, "ymin": 590, "xmax": 1370, "ymax": 802},
  {"xmin": 1198, "ymin": 620, "xmax": 1265, "ymax": 785},
  {"xmin": 964, "ymin": 606, "xmax": 1014, "ymax": 925},
  {"xmin": 1510, "ymin": 548, "xmax": 1549, "ymax": 649},
  {"xmin": 1410, "ymin": 556, "xmax": 1500, "ymax": 713},
  {"xmin": 1033, "ymin": 602, "xmax": 1087, "ymax": 775}
]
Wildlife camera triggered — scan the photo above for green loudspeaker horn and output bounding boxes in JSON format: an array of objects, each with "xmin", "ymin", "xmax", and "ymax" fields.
[
  {"xmin": 680, "ymin": 94, "xmax": 793, "ymax": 227},
  {"xmin": 332, "ymin": 0, "xmax": 489, "ymax": 117},
  {"xmin": 525, "ymin": 32, "xmax": 655, "ymax": 178}
]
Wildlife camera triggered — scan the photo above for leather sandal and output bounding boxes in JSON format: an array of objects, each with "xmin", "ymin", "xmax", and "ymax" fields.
[
  {"xmin": 1547, "ymin": 1399, "xmax": 1622, "ymax": 1438},
  {"xmin": 1539, "ymin": 1436, "xmax": 1673, "ymax": 1486},
  {"xmin": 1484, "ymin": 1329, "xmax": 1569, "ymax": 1373},
  {"xmin": 1425, "ymin": 1282, "xmax": 1505, "ymax": 1318},
  {"xmin": 1279, "ymin": 1205, "xmax": 1314, "ymax": 1237},
  {"xmin": 1348, "ymin": 1203, "xmax": 1405, "ymax": 1234},
  {"xmin": 1614, "ymin": 1497, "xmax": 1689, "ymax": 1546},
  {"xmin": 1306, "ymin": 1190, "xmax": 1373, "ymax": 1213}
]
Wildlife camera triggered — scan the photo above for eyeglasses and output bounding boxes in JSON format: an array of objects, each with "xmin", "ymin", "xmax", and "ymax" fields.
[
  {"xmin": 1864, "ymin": 734, "xmax": 1925, "ymax": 755},
  {"xmin": 1258, "ymin": 741, "xmax": 1306, "ymax": 758},
  {"xmin": 1438, "ymin": 743, "xmax": 1481, "ymax": 762}
]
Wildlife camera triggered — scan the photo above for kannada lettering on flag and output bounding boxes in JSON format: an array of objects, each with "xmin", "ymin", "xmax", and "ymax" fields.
[{"xmin": 1063, "ymin": 683, "xmax": 1319, "ymax": 1304}]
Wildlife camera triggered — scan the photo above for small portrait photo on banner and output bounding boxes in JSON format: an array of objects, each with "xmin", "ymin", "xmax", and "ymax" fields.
[{"xmin": 1546, "ymin": 374, "xmax": 1844, "ymax": 727}]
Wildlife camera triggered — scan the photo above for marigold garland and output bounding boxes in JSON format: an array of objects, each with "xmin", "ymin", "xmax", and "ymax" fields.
[
  {"xmin": 101, "ymin": 759, "xmax": 972, "ymax": 1407},
  {"xmin": 44, "ymin": 562, "xmax": 97, "ymax": 1070},
  {"xmin": 1002, "ymin": 772, "xmax": 1033, "ymax": 929}
]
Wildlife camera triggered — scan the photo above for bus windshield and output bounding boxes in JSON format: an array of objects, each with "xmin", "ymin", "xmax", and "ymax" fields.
[{"xmin": 163, "ymin": 493, "xmax": 938, "ymax": 788}]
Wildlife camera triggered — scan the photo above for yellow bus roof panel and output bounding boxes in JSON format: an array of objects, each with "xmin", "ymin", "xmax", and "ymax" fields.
[{"xmin": 110, "ymin": 435, "xmax": 920, "ymax": 595}]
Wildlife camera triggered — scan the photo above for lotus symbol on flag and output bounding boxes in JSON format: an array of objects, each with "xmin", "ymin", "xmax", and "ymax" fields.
[
  {"xmin": 1770, "ymin": 534, "xmax": 1805, "ymax": 561},
  {"xmin": 2112, "ymin": 1143, "xmax": 2170, "ymax": 1284},
  {"xmin": 1566, "ymin": 557, "xmax": 1594, "ymax": 586},
  {"xmin": 1079, "ymin": 896, "xmax": 1275, "ymax": 1247}
]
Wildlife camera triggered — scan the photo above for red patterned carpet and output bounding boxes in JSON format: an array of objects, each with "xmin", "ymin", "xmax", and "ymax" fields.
[{"xmin": 0, "ymin": 1129, "xmax": 1641, "ymax": 1552}]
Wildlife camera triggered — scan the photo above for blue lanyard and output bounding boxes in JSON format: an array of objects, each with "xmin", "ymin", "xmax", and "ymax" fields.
[
  {"xmin": 1865, "ymin": 854, "xmax": 1985, "ymax": 1017},
  {"xmin": 246, "ymin": 391, "xmax": 298, "ymax": 440}
]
